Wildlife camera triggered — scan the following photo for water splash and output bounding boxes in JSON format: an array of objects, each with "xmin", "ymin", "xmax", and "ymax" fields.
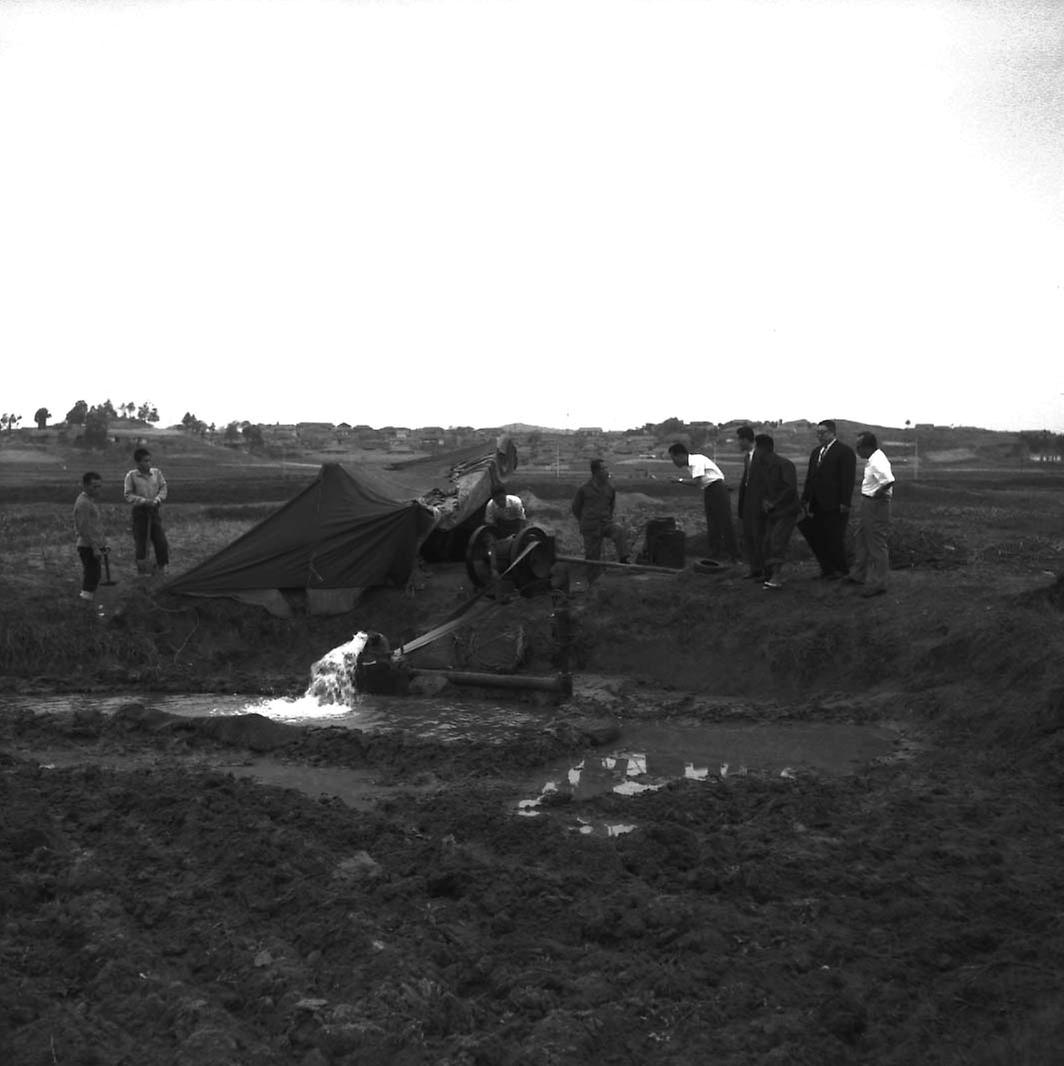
[
  {"xmin": 305, "ymin": 631, "xmax": 371, "ymax": 706},
  {"xmin": 240, "ymin": 693, "xmax": 355, "ymax": 722},
  {"xmin": 234, "ymin": 631, "xmax": 373, "ymax": 722}
]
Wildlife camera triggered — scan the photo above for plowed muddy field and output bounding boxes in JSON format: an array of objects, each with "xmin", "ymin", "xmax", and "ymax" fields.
[{"xmin": 3, "ymin": 472, "xmax": 1064, "ymax": 1064}]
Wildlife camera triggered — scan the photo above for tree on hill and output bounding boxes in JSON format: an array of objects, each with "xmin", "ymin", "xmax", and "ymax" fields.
[
  {"xmin": 181, "ymin": 411, "xmax": 208, "ymax": 436},
  {"xmin": 136, "ymin": 401, "xmax": 159, "ymax": 423},
  {"xmin": 34, "ymin": 407, "xmax": 50, "ymax": 429},
  {"xmin": 688, "ymin": 424, "xmax": 719, "ymax": 454},
  {"xmin": 241, "ymin": 422, "xmax": 265, "ymax": 451},
  {"xmin": 66, "ymin": 399, "xmax": 89, "ymax": 425},
  {"xmin": 1, "ymin": 412, "xmax": 21, "ymax": 433},
  {"xmin": 655, "ymin": 416, "xmax": 685, "ymax": 438},
  {"xmin": 1020, "ymin": 430, "xmax": 1064, "ymax": 463},
  {"xmin": 223, "ymin": 421, "xmax": 241, "ymax": 447},
  {"xmin": 82, "ymin": 406, "xmax": 110, "ymax": 449},
  {"xmin": 98, "ymin": 399, "xmax": 117, "ymax": 421},
  {"xmin": 121, "ymin": 401, "xmax": 136, "ymax": 419}
]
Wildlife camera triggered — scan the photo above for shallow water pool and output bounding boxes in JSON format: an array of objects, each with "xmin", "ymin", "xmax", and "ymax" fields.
[{"xmin": 6, "ymin": 691, "xmax": 901, "ymax": 829}]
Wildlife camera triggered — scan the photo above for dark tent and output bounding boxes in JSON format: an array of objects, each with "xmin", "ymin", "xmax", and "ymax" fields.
[{"xmin": 163, "ymin": 462, "xmax": 438, "ymax": 617}]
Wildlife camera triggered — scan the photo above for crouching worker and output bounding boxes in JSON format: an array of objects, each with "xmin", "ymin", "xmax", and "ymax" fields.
[
  {"xmin": 571, "ymin": 459, "xmax": 629, "ymax": 579},
  {"xmin": 73, "ymin": 471, "xmax": 108, "ymax": 604},
  {"xmin": 484, "ymin": 487, "xmax": 528, "ymax": 537}
]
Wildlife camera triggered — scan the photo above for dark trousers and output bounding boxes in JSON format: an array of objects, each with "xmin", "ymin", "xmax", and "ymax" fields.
[
  {"xmin": 78, "ymin": 546, "xmax": 101, "ymax": 593},
  {"xmin": 801, "ymin": 508, "xmax": 850, "ymax": 575},
  {"xmin": 758, "ymin": 511, "xmax": 799, "ymax": 576},
  {"xmin": 854, "ymin": 496, "xmax": 890, "ymax": 590},
  {"xmin": 581, "ymin": 521, "xmax": 629, "ymax": 562},
  {"xmin": 740, "ymin": 509, "xmax": 763, "ymax": 574},
  {"xmin": 702, "ymin": 481, "xmax": 739, "ymax": 561},
  {"xmin": 132, "ymin": 505, "xmax": 169, "ymax": 567}
]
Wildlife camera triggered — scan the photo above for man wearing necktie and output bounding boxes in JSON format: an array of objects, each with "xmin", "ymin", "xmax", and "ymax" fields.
[
  {"xmin": 735, "ymin": 425, "xmax": 763, "ymax": 578},
  {"xmin": 799, "ymin": 420, "xmax": 857, "ymax": 579}
]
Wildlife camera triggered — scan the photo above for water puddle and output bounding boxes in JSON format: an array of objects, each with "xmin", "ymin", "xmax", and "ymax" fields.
[
  {"xmin": 5, "ymin": 694, "xmax": 902, "ymax": 835},
  {"xmin": 25, "ymin": 748, "xmax": 421, "ymax": 813},
  {"xmin": 2, "ymin": 691, "xmax": 547, "ymax": 742},
  {"xmin": 517, "ymin": 720, "xmax": 900, "ymax": 836}
]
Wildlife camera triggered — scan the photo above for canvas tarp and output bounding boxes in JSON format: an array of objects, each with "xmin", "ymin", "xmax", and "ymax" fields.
[
  {"xmin": 381, "ymin": 436, "xmax": 518, "ymax": 531},
  {"xmin": 163, "ymin": 462, "xmax": 438, "ymax": 617},
  {"xmin": 384, "ymin": 435, "xmax": 519, "ymax": 560}
]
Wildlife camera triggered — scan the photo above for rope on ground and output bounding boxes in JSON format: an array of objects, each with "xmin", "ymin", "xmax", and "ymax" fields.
[
  {"xmin": 127, "ymin": 585, "xmax": 199, "ymax": 615},
  {"xmin": 170, "ymin": 612, "xmax": 201, "ymax": 663}
]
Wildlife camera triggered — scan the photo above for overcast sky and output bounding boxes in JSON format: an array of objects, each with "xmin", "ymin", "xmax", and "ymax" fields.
[{"xmin": 2, "ymin": 0, "xmax": 1062, "ymax": 433}]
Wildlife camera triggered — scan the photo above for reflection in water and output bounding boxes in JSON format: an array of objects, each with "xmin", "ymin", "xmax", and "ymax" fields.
[
  {"xmin": 612, "ymin": 778, "xmax": 661, "ymax": 796},
  {"xmin": 517, "ymin": 721, "xmax": 900, "ymax": 838},
  {"xmin": 574, "ymin": 818, "xmax": 636, "ymax": 837},
  {"xmin": 516, "ymin": 750, "xmax": 666, "ymax": 834}
]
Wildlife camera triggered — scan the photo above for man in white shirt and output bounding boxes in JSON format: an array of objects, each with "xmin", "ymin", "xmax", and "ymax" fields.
[
  {"xmin": 668, "ymin": 442, "xmax": 739, "ymax": 565},
  {"xmin": 483, "ymin": 487, "xmax": 527, "ymax": 537},
  {"xmin": 847, "ymin": 432, "xmax": 894, "ymax": 598}
]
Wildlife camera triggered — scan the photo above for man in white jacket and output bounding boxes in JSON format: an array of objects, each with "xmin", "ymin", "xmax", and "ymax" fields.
[{"xmin": 124, "ymin": 447, "xmax": 170, "ymax": 575}]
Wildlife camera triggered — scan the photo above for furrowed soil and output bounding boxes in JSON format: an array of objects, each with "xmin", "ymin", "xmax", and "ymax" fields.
[{"xmin": 3, "ymin": 468, "xmax": 1064, "ymax": 1064}]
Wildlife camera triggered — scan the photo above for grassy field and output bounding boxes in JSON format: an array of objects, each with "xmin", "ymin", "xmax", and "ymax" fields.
[{"xmin": 2, "ymin": 461, "xmax": 1063, "ymax": 690}]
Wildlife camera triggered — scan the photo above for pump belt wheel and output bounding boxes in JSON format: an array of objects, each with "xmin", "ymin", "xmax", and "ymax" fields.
[{"xmin": 465, "ymin": 524, "xmax": 498, "ymax": 588}]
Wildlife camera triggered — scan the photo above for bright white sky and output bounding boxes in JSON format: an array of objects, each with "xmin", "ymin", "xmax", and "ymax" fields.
[{"xmin": 1, "ymin": 0, "xmax": 1062, "ymax": 433}]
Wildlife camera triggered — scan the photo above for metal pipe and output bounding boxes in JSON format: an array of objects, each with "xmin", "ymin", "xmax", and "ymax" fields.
[
  {"xmin": 410, "ymin": 668, "xmax": 572, "ymax": 694},
  {"xmin": 555, "ymin": 555, "xmax": 683, "ymax": 575}
]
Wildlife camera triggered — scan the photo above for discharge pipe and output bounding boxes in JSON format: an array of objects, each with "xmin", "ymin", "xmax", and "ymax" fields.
[
  {"xmin": 409, "ymin": 668, "xmax": 572, "ymax": 695},
  {"xmin": 554, "ymin": 555, "xmax": 683, "ymax": 575}
]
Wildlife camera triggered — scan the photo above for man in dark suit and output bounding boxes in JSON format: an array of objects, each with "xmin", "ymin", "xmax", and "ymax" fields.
[
  {"xmin": 799, "ymin": 419, "xmax": 857, "ymax": 580},
  {"xmin": 755, "ymin": 434, "xmax": 802, "ymax": 589},
  {"xmin": 735, "ymin": 425, "xmax": 763, "ymax": 578}
]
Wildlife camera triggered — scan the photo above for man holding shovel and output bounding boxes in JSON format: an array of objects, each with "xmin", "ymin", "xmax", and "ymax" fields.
[
  {"xmin": 124, "ymin": 447, "xmax": 170, "ymax": 576},
  {"xmin": 73, "ymin": 471, "xmax": 109, "ymax": 605}
]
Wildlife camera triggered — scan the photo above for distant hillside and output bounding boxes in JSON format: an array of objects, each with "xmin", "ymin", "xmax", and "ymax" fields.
[
  {"xmin": 497, "ymin": 422, "xmax": 567, "ymax": 434},
  {"xmin": 0, "ymin": 420, "xmax": 450, "ymax": 499},
  {"xmin": 0, "ymin": 424, "xmax": 282, "ymax": 491},
  {"xmin": 0, "ymin": 416, "xmax": 1048, "ymax": 500}
]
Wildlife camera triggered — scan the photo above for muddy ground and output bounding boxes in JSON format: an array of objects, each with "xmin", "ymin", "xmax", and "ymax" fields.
[{"xmin": 4, "ymin": 481, "xmax": 1064, "ymax": 1065}]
